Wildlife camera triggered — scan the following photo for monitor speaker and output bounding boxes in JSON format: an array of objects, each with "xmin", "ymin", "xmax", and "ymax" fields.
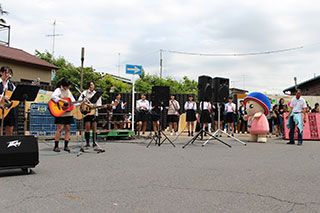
[
  {"xmin": 0, "ymin": 135, "xmax": 39, "ymax": 170},
  {"xmin": 151, "ymin": 86, "xmax": 170, "ymax": 107},
  {"xmin": 198, "ymin": 75, "xmax": 213, "ymax": 102},
  {"xmin": 212, "ymin": 77, "xmax": 229, "ymax": 103}
]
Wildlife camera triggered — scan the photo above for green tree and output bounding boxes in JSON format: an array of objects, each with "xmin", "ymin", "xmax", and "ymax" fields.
[
  {"xmin": 0, "ymin": 4, "xmax": 8, "ymax": 24},
  {"xmin": 35, "ymin": 50, "xmax": 132, "ymax": 98},
  {"xmin": 135, "ymin": 71, "xmax": 197, "ymax": 95}
]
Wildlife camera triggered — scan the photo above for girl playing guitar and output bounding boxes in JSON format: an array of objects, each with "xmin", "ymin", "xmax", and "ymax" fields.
[
  {"xmin": 0, "ymin": 66, "xmax": 16, "ymax": 136},
  {"xmin": 51, "ymin": 78, "xmax": 78, "ymax": 152}
]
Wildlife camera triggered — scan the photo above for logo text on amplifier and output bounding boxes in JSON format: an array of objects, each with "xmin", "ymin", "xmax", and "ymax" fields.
[{"xmin": 7, "ymin": 140, "xmax": 22, "ymax": 148}]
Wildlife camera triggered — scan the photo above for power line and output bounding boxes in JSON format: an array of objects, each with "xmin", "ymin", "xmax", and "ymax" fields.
[{"xmin": 163, "ymin": 46, "xmax": 304, "ymax": 57}]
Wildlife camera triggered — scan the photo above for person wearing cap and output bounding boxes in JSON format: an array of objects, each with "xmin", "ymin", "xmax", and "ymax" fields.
[
  {"xmin": 286, "ymin": 89, "xmax": 307, "ymax": 146},
  {"xmin": 244, "ymin": 92, "xmax": 271, "ymax": 143}
]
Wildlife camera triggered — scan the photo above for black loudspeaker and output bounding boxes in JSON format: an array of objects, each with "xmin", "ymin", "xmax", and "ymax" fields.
[
  {"xmin": 151, "ymin": 86, "xmax": 170, "ymax": 107},
  {"xmin": 198, "ymin": 75, "xmax": 213, "ymax": 101},
  {"xmin": 212, "ymin": 77, "xmax": 229, "ymax": 103},
  {"xmin": 0, "ymin": 136, "xmax": 39, "ymax": 170}
]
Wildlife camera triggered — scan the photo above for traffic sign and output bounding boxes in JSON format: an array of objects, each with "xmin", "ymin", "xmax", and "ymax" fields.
[{"xmin": 126, "ymin": 64, "xmax": 142, "ymax": 75}]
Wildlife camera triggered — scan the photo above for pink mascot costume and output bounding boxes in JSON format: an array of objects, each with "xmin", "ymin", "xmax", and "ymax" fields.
[{"xmin": 244, "ymin": 92, "xmax": 271, "ymax": 143}]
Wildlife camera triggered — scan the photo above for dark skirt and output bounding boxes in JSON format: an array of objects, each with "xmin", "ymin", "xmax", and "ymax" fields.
[
  {"xmin": 225, "ymin": 112, "xmax": 235, "ymax": 123},
  {"xmin": 55, "ymin": 116, "xmax": 74, "ymax": 125},
  {"xmin": 0, "ymin": 109, "xmax": 16, "ymax": 127},
  {"xmin": 200, "ymin": 110, "xmax": 211, "ymax": 123},
  {"xmin": 167, "ymin": 114, "xmax": 179, "ymax": 123},
  {"xmin": 186, "ymin": 110, "xmax": 196, "ymax": 122},
  {"xmin": 137, "ymin": 110, "xmax": 149, "ymax": 122},
  {"xmin": 84, "ymin": 115, "xmax": 98, "ymax": 123}
]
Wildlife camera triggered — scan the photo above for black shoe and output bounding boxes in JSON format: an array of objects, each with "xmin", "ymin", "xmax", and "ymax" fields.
[
  {"xmin": 287, "ymin": 141, "xmax": 295, "ymax": 144},
  {"xmin": 64, "ymin": 147, "xmax": 70, "ymax": 153},
  {"xmin": 92, "ymin": 143, "xmax": 97, "ymax": 147},
  {"xmin": 53, "ymin": 147, "xmax": 60, "ymax": 152},
  {"xmin": 191, "ymin": 132, "xmax": 194, "ymax": 136},
  {"xmin": 297, "ymin": 142, "xmax": 302, "ymax": 146},
  {"xmin": 188, "ymin": 131, "xmax": 190, "ymax": 137},
  {"xmin": 85, "ymin": 144, "xmax": 90, "ymax": 147}
]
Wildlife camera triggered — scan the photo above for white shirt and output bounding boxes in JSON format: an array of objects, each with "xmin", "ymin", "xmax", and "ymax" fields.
[
  {"xmin": 136, "ymin": 99, "xmax": 150, "ymax": 111},
  {"xmin": 225, "ymin": 102, "xmax": 236, "ymax": 113},
  {"xmin": 184, "ymin": 101, "xmax": 197, "ymax": 111},
  {"xmin": 112, "ymin": 99, "xmax": 125, "ymax": 110},
  {"xmin": 51, "ymin": 87, "xmax": 76, "ymax": 103},
  {"xmin": 291, "ymin": 97, "xmax": 307, "ymax": 113},
  {"xmin": 199, "ymin": 101, "xmax": 211, "ymax": 110},
  {"xmin": 78, "ymin": 90, "xmax": 102, "ymax": 107}
]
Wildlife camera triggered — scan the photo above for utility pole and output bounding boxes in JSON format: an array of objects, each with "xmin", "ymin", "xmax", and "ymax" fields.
[
  {"xmin": 160, "ymin": 49, "xmax": 163, "ymax": 79},
  {"xmin": 46, "ymin": 20, "xmax": 63, "ymax": 58},
  {"xmin": 80, "ymin": 47, "xmax": 85, "ymax": 90},
  {"xmin": 117, "ymin": 52, "xmax": 121, "ymax": 77}
]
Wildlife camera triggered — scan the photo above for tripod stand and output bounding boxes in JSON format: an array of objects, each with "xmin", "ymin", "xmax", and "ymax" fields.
[
  {"xmin": 202, "ymin": 103, "xmax": 246, "ymax": 147},
  {"xmin": 183, "ymin": 102, "xmax": 231, "ymax": 148},
  {"xmin": 146, "ymin": 106, "xmax": 175, "ymax": 148}
]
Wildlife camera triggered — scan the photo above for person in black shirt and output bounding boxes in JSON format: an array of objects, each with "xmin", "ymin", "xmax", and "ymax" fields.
[
  {"xmin": 238, "ymin": 100, "xmax": 247, "ymax": 134},
  {"xmin": 278, "ymin": 98, "xmax": 287, "ymax": 136},
  {"xmin": 111, "ymin": 94, "xmax": 127, "ymax": 130},
  {"xmin": 0, "ymin": 66, "xmax": 17, "ymax": 136},
  {"xmin": 312, "ymin": 103, "xmax": 319, "ymax": 113}
]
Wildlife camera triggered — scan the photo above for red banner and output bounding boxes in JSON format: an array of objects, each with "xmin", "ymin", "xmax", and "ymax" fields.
[{"xmin": 284, "ymin": 112, "xmax": 320, "ymax": 140}]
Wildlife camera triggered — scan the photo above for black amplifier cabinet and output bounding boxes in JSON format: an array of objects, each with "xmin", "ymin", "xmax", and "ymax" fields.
[{"xmin": 0, "ymin": 136, "xmax": 39, "ymax": 171}]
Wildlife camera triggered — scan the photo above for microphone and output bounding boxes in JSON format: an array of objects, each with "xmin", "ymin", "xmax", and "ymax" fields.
[
  {"xmin": 71, "ymin": 81, "xmax": 79, "ymax": 87},
  {"xmin": 7, "ymin": 75, "xmax": 12, "ymax": 80}
]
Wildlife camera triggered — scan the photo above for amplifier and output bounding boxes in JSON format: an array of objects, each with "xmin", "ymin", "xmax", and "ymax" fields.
[{"xmin": 0, "ymin": 135, "xmax": 39, "ymax": 171}]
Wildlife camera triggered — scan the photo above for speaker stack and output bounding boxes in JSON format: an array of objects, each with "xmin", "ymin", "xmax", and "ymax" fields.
[
  {"xmin": 212, "ymin": 77, "xmax": 230, "ymax": 103},
  {"xmin": 151, "ymin": 86, "xmax": 170, "ymax": 107},
  {"xmin": 198, "ymin": 76, "xmax": 213, "ymax": 102},
  {"xmin": 198, "ymin": 76, "xmax": 230, "ymax": 103}
]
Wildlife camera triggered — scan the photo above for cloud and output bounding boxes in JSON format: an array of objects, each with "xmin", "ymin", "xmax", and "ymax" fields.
[{"xmin": 2, "ymin": 0, "xmax": 320, "ymax": 94}]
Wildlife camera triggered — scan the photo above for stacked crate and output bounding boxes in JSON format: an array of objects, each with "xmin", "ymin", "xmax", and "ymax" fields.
[{"xmin": 29, "ymin": 103, "xmax": 76, "ymax": 136}]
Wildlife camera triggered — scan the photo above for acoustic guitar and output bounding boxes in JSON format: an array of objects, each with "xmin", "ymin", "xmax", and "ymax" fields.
[
  {"xmin": 48, "ymin": 98, "xmax": 82, "ymax": 117},
  {"xmin": 0, "ymin": 90, "xmax": 20, "ymax": 119},
  {"xmin": 73, "ymin": 104, "xmax": 110, "ymax": 120}
]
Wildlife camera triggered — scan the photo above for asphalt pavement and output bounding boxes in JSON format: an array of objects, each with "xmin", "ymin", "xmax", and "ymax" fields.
[{"xmin": 1, "ymin": 134, "xmax": 320, "ymax": 213}]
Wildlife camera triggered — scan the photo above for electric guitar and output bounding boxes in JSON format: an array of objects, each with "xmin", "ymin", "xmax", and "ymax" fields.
[
  {"xmin": 48, "ymin": 98, "xmax": 82, "ymax": 117},
  {"xmin": 73, "ymin": 104, "xmax": 110, "ymax": 120},
  {"xmin": 0, "ymin": 90, "xmax": 20, "ymax": 119}
]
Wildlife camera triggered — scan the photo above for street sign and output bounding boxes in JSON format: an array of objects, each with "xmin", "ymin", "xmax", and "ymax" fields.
[{"xmin": 126, "ymin": 64, "xmax": 142, "ymax": 75}]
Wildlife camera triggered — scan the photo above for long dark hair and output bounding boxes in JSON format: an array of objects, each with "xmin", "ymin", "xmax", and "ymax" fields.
[{"xmin": 56, "ymin": 78, "xmax": 71, "ymax": 89}]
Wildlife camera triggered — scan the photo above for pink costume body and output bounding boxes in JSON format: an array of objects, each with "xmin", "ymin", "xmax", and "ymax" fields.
[{"xmin": 248, "ymin": 114, "xmax": 269, "ymax": 134}]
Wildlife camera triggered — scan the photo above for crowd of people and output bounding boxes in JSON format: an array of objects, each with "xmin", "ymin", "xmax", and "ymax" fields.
[{"xmin": 0, "ymin": 66, "xmax": 316, "ymax": 151}]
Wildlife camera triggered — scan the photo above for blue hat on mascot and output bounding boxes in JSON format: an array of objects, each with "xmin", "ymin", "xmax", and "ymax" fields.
[{"xmin": 244, "ymin": 92, "xmax": 271, "ymax": 115}]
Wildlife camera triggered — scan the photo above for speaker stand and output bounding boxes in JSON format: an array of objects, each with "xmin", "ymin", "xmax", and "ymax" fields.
[{"xmin": 202, "ymin": 103, "xmax": 246, "ymax": 147}]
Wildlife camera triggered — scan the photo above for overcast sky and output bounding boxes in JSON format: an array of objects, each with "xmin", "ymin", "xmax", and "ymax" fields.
[{"xmin": 1, "ymin": 0, "xmax": 320, "ymax": 93}]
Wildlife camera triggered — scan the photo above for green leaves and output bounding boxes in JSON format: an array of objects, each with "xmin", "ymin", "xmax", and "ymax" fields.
[{"xmin": 135, "ymin": 71, "xmax": 197, "ymax": 95}]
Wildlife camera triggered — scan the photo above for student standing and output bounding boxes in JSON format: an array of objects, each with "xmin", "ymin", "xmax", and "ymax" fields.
[
  {"xmin": 184, "ymin": 95, "xmax": 197, "ymax": 136},
  {"xmin": 225, "ymin": 96, "xmax": 236, "ymax": 136}
]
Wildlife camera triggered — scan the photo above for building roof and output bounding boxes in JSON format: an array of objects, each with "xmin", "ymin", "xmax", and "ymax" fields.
[
  {"xmin": 0, "ymin": 45, "xmax": 58, "ymax": 70},
  {"xmin": 229, "ymin": 88, "xmax": 249, "ymax": 94},
  {"xmin": 283, "ymin": 75, "xmax": 320, "ymax": 93}
]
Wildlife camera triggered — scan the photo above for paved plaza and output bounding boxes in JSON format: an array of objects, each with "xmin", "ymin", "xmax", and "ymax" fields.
[{"xmin": 1, "ymin": 134, "xmax": 320, "ymax": 213}]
